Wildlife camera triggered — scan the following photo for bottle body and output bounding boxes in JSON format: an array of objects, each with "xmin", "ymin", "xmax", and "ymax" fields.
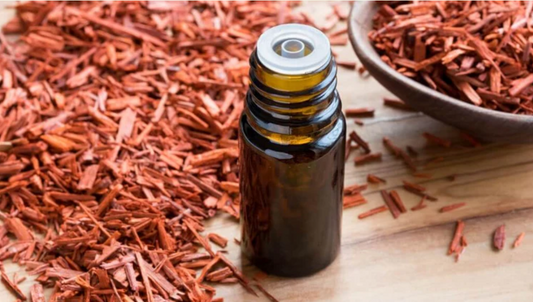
[
  {"xmin": 239, "ymin": 24, "xmax": 346, "ymax": 277},
  {"xmin": 240, "ymin": 111, "xmax": 345, "ymax": 277}
]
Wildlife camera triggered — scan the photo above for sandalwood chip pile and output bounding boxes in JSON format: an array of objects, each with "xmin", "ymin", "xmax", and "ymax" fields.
[
  {"xmin": 371, "ymin": 1, "xmax": 533, "ymax": 114},
  {"xmin": 0, "ymin": 1, "xmax": 308, "ymax": 301}
]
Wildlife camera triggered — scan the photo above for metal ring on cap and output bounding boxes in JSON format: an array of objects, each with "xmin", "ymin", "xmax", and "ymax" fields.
[{"xmin": 256, "ymin": 24, "xmax": 331, "ymax": 75}]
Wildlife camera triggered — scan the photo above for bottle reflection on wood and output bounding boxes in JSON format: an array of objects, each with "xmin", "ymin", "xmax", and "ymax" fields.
[{"xmin": 239, "ymin": 24, "xmax": 346, "ymax": 277}]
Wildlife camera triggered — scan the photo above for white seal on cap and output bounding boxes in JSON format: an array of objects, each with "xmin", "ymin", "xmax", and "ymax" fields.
[
  {"xmin": 256, "ymin": 24, "xmax": 331, "ymax": 75},
  {"xmin": 281, "ymin": 39, "xmax": 305, "ymax": 58}
]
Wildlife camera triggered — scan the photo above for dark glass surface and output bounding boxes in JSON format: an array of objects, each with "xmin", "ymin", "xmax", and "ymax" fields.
[{"xmin": 240, "ymin": 115, "xmax": 345, "ymax": 277}]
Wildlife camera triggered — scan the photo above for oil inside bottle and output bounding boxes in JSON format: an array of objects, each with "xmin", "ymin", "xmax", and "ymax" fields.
[{"xmin": 239, "ymin": 24, "xmax": 346, "ymax": 277}]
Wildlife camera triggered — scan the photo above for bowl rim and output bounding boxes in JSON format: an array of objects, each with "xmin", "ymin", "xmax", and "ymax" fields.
[{"xmin": 348, "ymin": 1, "xmax": 533, "ymax": 124}]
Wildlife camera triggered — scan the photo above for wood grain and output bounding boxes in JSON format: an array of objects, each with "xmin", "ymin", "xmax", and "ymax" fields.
[{"xmin": 2, "ymin": 2, "xmax": 533, "ymax": 302}]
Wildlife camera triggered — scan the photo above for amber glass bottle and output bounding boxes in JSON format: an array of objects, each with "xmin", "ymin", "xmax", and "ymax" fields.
[{"xmin": 239, "ymin": 24, "xmax": 346, "ymax": 277}]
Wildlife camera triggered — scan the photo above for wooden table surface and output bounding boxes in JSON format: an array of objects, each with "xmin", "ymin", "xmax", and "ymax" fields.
[{"xmin": 3, "ymin": 2, "xmax": 533, "ymax": 302}]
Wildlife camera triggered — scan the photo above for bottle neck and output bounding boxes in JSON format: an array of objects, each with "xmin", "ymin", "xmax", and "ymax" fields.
[{"xmin": 245, "ymin": 50, "xmax": 341, "ymax": 145}]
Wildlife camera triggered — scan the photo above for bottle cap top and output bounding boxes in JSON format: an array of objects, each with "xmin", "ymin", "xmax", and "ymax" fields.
[{"xmin": 256, "ymin": 24, "xmax": 331, "ymax": 75}]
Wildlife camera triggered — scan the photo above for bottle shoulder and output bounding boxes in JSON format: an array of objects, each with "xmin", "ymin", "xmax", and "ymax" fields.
[{"xmin": 240, "ymin": 113, "xmax": 346, "ymax": 162}]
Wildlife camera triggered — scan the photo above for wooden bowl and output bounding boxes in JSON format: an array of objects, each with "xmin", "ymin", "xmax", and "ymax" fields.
[{"xmin": 348, "ymin": 2, "xmax": 533, "ymax": 143}]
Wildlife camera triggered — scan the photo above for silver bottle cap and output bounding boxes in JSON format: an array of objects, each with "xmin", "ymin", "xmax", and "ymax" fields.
[{"xmin": 256, "ymin": 24, "xmax": 331, "ymax": 75}]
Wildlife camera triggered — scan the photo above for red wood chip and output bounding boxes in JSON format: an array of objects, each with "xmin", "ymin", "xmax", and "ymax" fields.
[
  {"xmin": 494, "ymin": 225, "xmax": 506, "ymax": 251},
  {"xmin": 0, "ymin": 2, "xmax": 312, "ymax": 301},
  {"xmin": 448, "ymin": 220, "xmax": 465, "ymax": 255},
  {"xmin": 513, "ymin": 232, "xmax": 525, "ymax": 249}
]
